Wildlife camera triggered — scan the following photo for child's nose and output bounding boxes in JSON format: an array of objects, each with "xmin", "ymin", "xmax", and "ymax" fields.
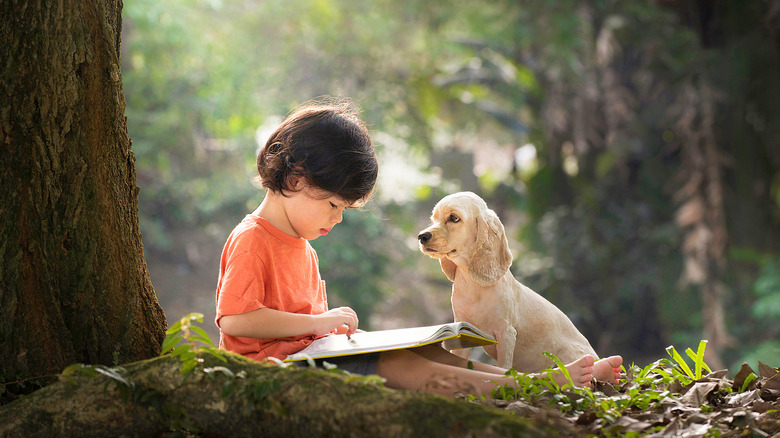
[{"xmin": 332, "ymin": 209, "xmax": 343, "ymax": 224}]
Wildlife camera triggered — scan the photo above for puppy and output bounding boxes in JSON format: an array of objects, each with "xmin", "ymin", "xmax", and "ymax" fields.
[{"xmin": 418, "ymin": 191, "xmax": 598, "ymax": 372}]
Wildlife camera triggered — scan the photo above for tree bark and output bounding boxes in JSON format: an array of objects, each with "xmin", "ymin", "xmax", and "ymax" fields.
[
  {"xmin": 673, "ymin": 80, "xmax": 731, "ymax": 370},
  {"xmin": 0, "ymin": 353, "xmax": 554, "ymax": 438},
  {"xmin": 0, "ymin": 0, "xmax": 166, "ymax": 387}
]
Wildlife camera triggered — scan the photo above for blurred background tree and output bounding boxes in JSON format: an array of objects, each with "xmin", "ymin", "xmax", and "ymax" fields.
[{"xmin": 121, "ymin": 0, "xmax": 780, "ymax": 372}]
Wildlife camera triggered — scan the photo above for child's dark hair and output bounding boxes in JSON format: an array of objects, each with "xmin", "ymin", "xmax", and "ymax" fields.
[{"xmin": 257, "ymin": 99, "xmax": 378, "ymax": 206}]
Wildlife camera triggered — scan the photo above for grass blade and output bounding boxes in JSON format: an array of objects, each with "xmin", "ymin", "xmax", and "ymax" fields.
[
  {"xmin": 666, "ymin": 346, "xmax": 694, "ymax": 379},
  {"xmin": 684, "ymin": 340, "xmax": 710, "ymax": 379}
]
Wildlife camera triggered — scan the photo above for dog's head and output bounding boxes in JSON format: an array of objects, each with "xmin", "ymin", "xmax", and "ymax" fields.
[{"xmin": 418, "ymin": 192, "xmax": 512, "ymax": 287}]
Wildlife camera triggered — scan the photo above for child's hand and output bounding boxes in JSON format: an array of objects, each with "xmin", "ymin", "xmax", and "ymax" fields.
[{"xmin": 311, "ymin": 307, "xmax": 358, "ymax": 337}]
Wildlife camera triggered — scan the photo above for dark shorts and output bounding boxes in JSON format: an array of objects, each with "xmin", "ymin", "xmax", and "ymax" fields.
[{"xmin": 294, "ymin": 352, "xmax": 380, "ymax": 376}]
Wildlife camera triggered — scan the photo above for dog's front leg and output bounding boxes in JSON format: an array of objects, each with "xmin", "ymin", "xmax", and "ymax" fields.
[{"xmin": 497, "ymin": 325, "xmax": 518, "ymax": 369}]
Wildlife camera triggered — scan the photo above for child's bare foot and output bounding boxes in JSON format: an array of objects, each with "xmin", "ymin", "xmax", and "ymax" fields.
[
  {"xmin": 536, "ymin": 355, "xmax": 623, "ymax": 388},
  {"xmin": 593, "ymin": 355, "xmax": 623, "ymax": 384},
  {"xmin": 540, "ymin": 355, "xmax": 596, "ymax": 388}
]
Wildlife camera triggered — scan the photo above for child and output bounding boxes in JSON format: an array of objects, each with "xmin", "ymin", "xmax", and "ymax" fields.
[{"xmin": 215, "ymin": 98, "xmax": 623, "ymax": 398}]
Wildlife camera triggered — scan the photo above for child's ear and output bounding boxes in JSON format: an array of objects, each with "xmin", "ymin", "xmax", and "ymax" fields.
[{"xmin": 287, "ymin": 169, "xmax": 307, "ymax": 191}]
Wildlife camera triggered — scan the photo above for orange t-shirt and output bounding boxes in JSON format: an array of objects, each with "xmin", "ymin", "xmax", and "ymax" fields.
[{"xmin": 215, "ymin": 214, "xmax": 328, "ymax": 361}]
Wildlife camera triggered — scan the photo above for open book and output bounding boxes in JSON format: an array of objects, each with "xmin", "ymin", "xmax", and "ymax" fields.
[{"xmin": 284, "ymin": 321, "xmax": 497, "ymax": 362}]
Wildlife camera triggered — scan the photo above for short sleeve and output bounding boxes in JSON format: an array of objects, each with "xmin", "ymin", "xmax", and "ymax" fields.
[{"xmin": 216, "ymin": 251, "xmax": 267, "ymax": 325}]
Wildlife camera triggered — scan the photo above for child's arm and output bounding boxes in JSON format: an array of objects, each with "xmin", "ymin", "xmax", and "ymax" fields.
[{"xmin": 219, "ymin": 306, "xmax": 358, "ymax": 339}]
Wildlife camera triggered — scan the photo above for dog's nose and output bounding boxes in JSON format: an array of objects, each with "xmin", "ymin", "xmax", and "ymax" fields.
[{"xmin": 418, "ymin": 232, "xmax": 432, "ymax": 244}]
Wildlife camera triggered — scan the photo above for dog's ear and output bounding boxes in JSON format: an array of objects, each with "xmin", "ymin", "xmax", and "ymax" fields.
[
  {"xmin": 468, "ymin": 208, "xmax": 512, "ymax": 287},
  {"xmin": 440, "ymin": 258, "xmax": 457, "ymax": 282}
]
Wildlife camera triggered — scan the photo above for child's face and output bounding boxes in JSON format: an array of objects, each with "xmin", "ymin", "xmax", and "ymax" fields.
[{"xmin": 283, "ymin": 185, "xmax": 349, "ymax": 240}]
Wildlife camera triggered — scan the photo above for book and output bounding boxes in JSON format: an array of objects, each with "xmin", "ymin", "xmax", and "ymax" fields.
[{"xmin": 284, "ymin": 321, "xmax": 497, "ymax": 362}]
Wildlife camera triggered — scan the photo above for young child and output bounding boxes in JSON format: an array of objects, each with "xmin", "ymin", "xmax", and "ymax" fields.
[{"xmin": 215, "ymin": 99, "xmax": 622, "ymax": 398}]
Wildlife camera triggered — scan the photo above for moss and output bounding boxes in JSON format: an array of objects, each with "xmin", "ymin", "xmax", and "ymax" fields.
[{"xmin": 0, "ymin": 352, "xmax": 556, "ymax": 437}]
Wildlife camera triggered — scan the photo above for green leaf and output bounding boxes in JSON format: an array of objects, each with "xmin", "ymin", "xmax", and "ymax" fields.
[
  {"xmin": 166, "ymin": 320, "xmax": 183, "ymax": 335},
  {"xmin": 188, "ymin": 335, "xmax": 212, "ymax": 347},
  {"xmin": 170, "ymin": 344, "xmax": 193, "ymax": 357},
  {"xmin": 181, "ymin": 359, "xmax": 199, "ymax": 376},
  {"xmin": 666, "ymin": 345, "xmax": 694, "ymax": 379},
  {"xmin": 684, "ymin": 340, "xmax": 711, "ymax": 379},
  {"xmin": 161, "ymin": 333, "xmax": 183, "ymax": 355},
  {"xmin": 739, "ymin": 372, "xmax": 757, "ymax": 393},
  {"xmin": 60, "ymin": 363, "xmax": 90, "ymax": 384},
  {"xmin": 184, "ymin": 312, "xmax": 205, "ymax": 324},
  {"xmin": 178, "ymin": 351, "xmax": 198, "ymax": 362},
  {"xmin": 61, "ymin": 363, "xmax": 86, "ymax": 377},
  {"xmin": 544, "ymin": 352, "xmax": 573, "ymax": 388},
  {"xmin": 201, "ymin": 347, "xmax": 228, "ymax": 362},
  {"xmin": 189, "ymin": 326, "xmax": 215, "ymax": 345}
]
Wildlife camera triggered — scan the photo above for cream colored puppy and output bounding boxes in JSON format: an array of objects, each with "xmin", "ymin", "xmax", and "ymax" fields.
[{"xmin": 418, "ymin": 191, "xmax": 598, "ymax": 372}]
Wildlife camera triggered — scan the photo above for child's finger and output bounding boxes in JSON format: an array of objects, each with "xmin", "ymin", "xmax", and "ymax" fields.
[
  {"xmin": 341, "ymin": 307, "xmax": 359, "ymax": 331},
  {"xmin": 344, "ymin": 318, "xmax": 357, "ymax": 335}
]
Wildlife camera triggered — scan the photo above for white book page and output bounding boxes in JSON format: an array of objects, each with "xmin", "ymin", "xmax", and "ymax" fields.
[{"xmin": 287, "ymin": 324, "xmax": 455, "ymax": 360}]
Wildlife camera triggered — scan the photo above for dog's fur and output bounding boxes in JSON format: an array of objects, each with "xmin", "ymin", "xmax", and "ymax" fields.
[{"xmin": 418, "ymin": 191, "xmax": 598, "ymax": 372}]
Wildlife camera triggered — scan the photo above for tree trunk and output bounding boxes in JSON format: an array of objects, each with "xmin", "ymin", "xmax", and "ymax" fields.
[
  {"xmin": 673, "ymin": 80, "xmax": 731, "ymax": 370},
  {"xmin": 0, "ymin": 0, "xmax": 166, "ymax": 388},
  {"xmin": 0, "ymin": 353, "xmax": 554, "ymax": 438}
]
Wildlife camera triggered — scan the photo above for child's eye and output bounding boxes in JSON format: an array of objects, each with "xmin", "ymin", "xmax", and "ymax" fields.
[{"xmin": 449, "ymin": 214, "xmax": 460, "ymax": 223}]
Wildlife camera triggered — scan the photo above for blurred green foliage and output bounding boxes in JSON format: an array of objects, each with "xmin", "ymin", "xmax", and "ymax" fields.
[
  {"xmin": 122, "ymin": 0, "xmax": 780, "ymax": 370},
  {"xmin": 753, "ymin": 258, "xmax": 780, "ymax": 320}
]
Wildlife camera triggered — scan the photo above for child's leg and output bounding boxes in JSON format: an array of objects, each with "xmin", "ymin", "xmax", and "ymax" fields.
[
  {"xmin": 410, "ymin": 345, "xmax": 623, "ymax": 385},
  {"xmin": 409, "ymin": 345, "xmax": 507, "ymax": 375},
  {"xmin": 375, "ymin": 349, "xmax": 613, "ymax": 398},
  {"xmin": 376, "ymin": 349, "xmax": 511, "ymax": 398}
]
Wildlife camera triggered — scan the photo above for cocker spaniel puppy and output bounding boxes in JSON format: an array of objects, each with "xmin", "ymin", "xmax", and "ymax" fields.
[{"xmin": 418, "ymin": 191, "xmax": 599, "ymax": 373}]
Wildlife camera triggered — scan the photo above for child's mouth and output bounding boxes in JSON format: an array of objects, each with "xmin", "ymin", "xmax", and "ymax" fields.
[{"xmin": 320, "ymin": 228, "xmax": 331, "ymax": 236}]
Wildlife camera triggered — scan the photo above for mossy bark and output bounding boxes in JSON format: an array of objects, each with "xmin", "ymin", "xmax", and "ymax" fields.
[
  {"xmin": 0, "ymin": 353, "xmax": 557, "ymax": 437},
  {"xmin": 0, "ymin": 0, "xmax": 166, "ymax": 386}
]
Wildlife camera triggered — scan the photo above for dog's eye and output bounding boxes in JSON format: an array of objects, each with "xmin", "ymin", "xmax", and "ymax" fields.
[{"xmin": 448, "ymin": 214, "xmax": 460, "ymax": 223}]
